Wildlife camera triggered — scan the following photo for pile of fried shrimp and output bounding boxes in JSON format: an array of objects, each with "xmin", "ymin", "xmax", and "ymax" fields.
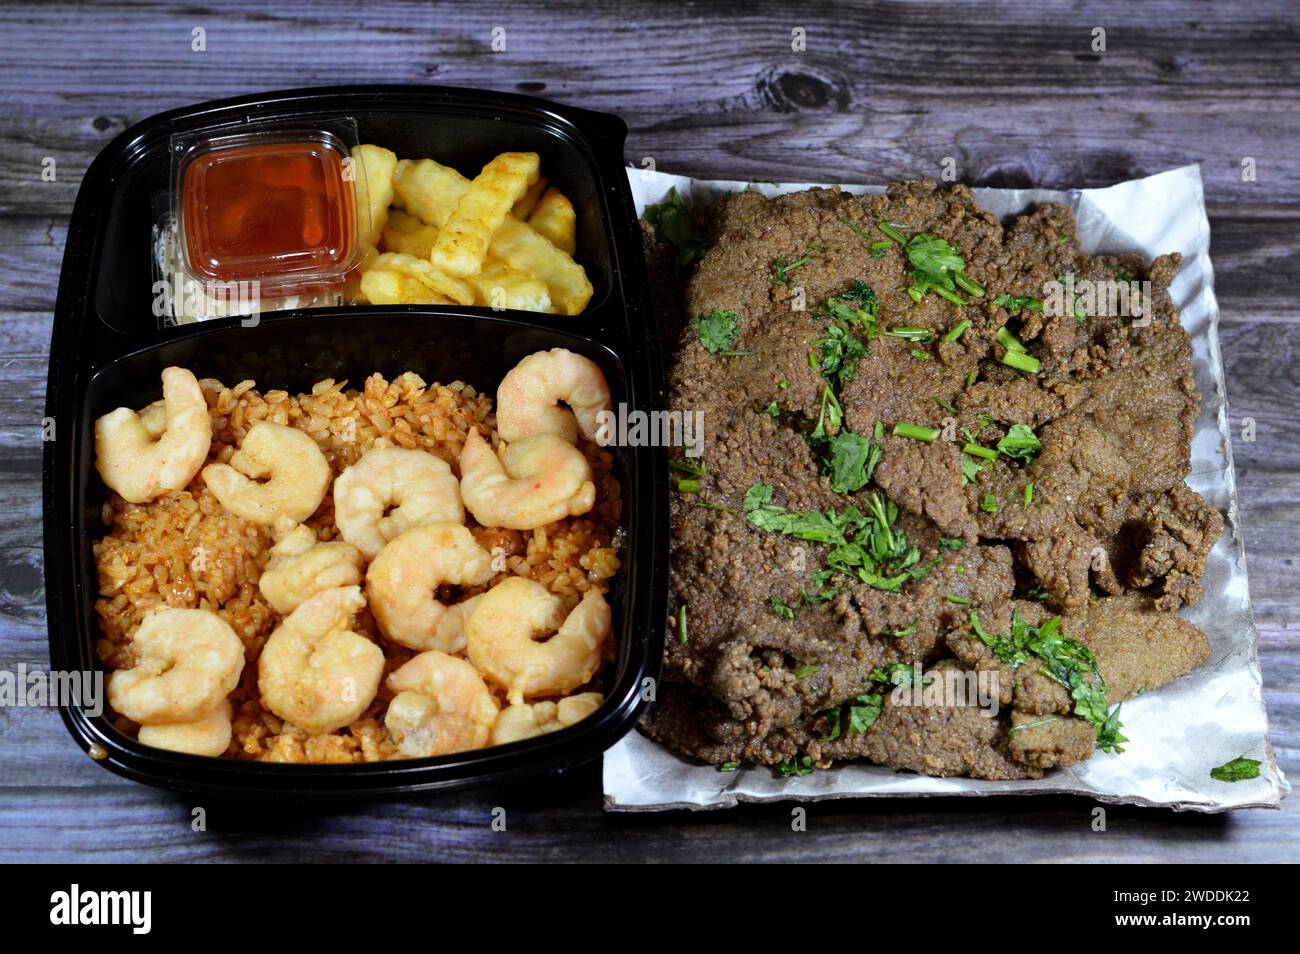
[{"xmin": 91, "ymin": 349, "xmax": 621, "ymax": 762}]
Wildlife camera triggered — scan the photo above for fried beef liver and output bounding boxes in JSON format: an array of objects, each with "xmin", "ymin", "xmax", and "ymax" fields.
[{"xmin": 643, "ymin": 180, "xmax": 1219, "ymax": 779}]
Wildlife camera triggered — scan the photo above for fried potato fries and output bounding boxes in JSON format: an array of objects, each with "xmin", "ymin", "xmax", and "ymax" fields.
[
  {"xmin": 430, "ymin": 152, "xmax": 539, "ymax": 277},
  {"xmin": 511, "ymin": 176, "xmax": 548, "ymax": 220},
  {"xmin": 361, "ymin": 253, "xmax": 475, "ymax": 306},
  {"xmin": 527, "ymin": 187, "xmax": 577, "ymax": 255},
  {"xmin": 353, "ymin": 145, "xmax": 398, "ymax": 247},
  {"xmin": 381, "ymin": 209, "xmax": 439, "ymax": 260},
  {"xmin": 467, "ymin": 261, "xmax": 553, "ymax": 313},
  {"xmin": 359, "ymin": 149, "xmax": 592, "ymax": 315}
]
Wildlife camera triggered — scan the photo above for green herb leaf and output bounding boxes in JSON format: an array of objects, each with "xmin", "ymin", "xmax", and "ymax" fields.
[
  {"xmin": 996, "ymin": 423, "xmax": 1042, "ymax": 461},
  {"xmin": 771, "ymin": 595, "xmax": 795, "ymax": 620},
  {"xmin": 694, "ymin": 309, "xmax": 753, "ymax": 356},
  {"xmin": 847, "ymin": 693, "xmax": 883, "ymax": 733},
  {"xmin": 776, "ymin": 755, "xmax": 814, "ymax": 777},
  {"xmin": 1210, "ymin": 756, "xmax": 1262, "ymax": 783},
  {"xmin": 993, "ymin": 294, "xmax": 1044, "ymax": 316},
  {"xmin": 825, "ymin": 430, "xmax": 882, "ymax": 494},
  {"xmin": 644, "ymin": 189, "xmax": 710, "ymax": 271}
]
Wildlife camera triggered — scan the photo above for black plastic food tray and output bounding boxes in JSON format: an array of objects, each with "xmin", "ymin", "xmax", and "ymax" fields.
[{"xmin": 44, "ymin": 85, "xmax": 667, "ymax": 797}]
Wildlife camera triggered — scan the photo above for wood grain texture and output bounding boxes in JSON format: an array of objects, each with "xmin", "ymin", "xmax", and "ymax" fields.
[{"xmin": 0, "ymin": 0, "xmax": 1296, "ymax": 863}]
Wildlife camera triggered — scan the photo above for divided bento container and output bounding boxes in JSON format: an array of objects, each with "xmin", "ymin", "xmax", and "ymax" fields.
[{"xmin": 44, "ymin": 85, "xmax": 667, "ymax": 797}]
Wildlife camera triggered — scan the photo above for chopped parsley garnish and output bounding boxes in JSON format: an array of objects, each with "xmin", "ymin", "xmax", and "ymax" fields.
[
  {"xmin": 939, "ymin": 537, "xmax": 965, "ymax": 550},
  {"xmin": 883, "ymin": 326, "xmax": 934, "ymax": 343},
  {"xmin": 1024, "ymin": 483, "xmax": 1034, "ymax": 506},
  {"xmin": 670, "ymin": 457, "xmax": 707, "ymax": 493},
  {"xmin": 800, "ymin": 583, "xmax": 840, "ymax": 605},
  {"xmin": 980, "ymin": 493, "xmax": 1000, "ymax": 513},
  {"xmin": 1210, "ymin": 756, "xmax": 1261, "ymax": 783},
  {"xmin": 718, "ymin": 761, "xmax": 739, "ymax": 772},
  {"xmin": 961, "ymin": 454, "xmax": 991, "ymax": 485},
  {"xmin": 771, "ymin": 251, "xmax": 813, "ymax": 286},
  {"xmin": 771, "ymin": 595, "xmax": 796, "ymax": 620},
  {"xmin": 694, "ymin": 309, "xmax": 753, "ymax": 356},
  {"xmin": 876, "ymin": 218, "xmax": 908, "ymax": 245},
  {"xmin": 821, "ymin": 693, "xmax": 884, "ymax": 741},
  {"xmin": 644, "ymin": 189, "xmax": 709, "ymax": 271},
  {"xmin": 904, "ymin": 233, "xmax": 984, "ymax": 305},
  {"xmin": 827, "ymin": 279, "xmax": 879, "ymax": 327},
  {"xmin": 882, "ymin": 620, "xmax": 919, "ymax": 637},
  {"xmin": 935, "ymin": 398, "xmax": 957, "ymax": 414},
  {"xmin": 942, "ymin": 319, "xmax": 972, "ymax": 343},
  {"xmin": 995, "ymin": 325, "xmax": 1040, "ymax": 372},
  {"xmin": 823, "ymin": 429, "xmax": 883, "ymax": 493},
  {"xmin": 996, "ymin": 423, "xmax": 1042, "ymax": 460},
  {"xmin": 814, "ymin": 324, "xmax": 869, "ymax": 390},
  {"xmin": 871, "ymin": 662, "xmax": 930, "ymax": 689},
  {"xmin": 962, "ymin": 442, "xmax": 998, "ymax": 460},
  {"xmin": 969, "ymin": 611, "xmax": 1126, "ymax": 752},
  {"xmin": 776, "ymin": 755, "xmax": 814, "ymax": 777},
  {"xmin": 837, "ymin": 216, "xmax": 874, "ymax": 245},
  {"xmin": 848, "ymin": 695, "xmax": 883, "ymax": 733},
  {"xmin": 993, "ymin": 294, "xmax": 1044, "ymax": 316},
  {"xmin": 763, "ymin": 401, "xmax": 779, "ymax": 417},
  {"xmin": 793, "ymin": 665, "xmax": 819, "ymax": 679},
  {"xmin": 743, "ymin": 484, "xmax": 940, "ymax": 593},
  {"xmin": 892, "ymin": 421, "xmax": 940, "ymax": 442}
]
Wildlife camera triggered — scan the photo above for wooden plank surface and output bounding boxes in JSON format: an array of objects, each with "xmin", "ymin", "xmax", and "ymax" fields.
[{"xmin": 0, "ymin": 0, "xmax": 1295, "ymax": 863}]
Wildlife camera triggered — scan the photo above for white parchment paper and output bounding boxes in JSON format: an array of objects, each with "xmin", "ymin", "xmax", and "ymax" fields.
[{"xmin": 604, "ymin": 165, "xmax": 1289, "ymax": 813}]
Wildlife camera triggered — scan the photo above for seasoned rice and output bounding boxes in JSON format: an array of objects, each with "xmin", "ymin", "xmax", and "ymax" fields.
[{"xmin": 93, "ymin": 371, "xmax": 622, "ymax": 763}]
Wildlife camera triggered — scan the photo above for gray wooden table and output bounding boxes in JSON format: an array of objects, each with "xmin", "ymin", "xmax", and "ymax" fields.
[{"xmin": 1, "ymin": 0, "xmax": 1295, "ymax": 862}]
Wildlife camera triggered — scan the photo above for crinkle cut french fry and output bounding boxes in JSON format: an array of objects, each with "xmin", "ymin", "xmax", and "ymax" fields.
[
  {"xmin": 391, "ymin": 157, "xmax": 591, "ymax": 315},
  {"xmin": 527, "ymin": 187, "xmax": 577, "ymax": 255},
  {"xmin": 360, "ymin": 268, "xmax": 452, "ymax": 305},
  {"xmin": 352, "ymin": 144, "xmax": 398, "ymax": 247},
  {"xmin": 367, "ymin": 252, "xmax": 476, "ymax": 305},
  {"xmin": 382, "ymin": 209, "xmax": 440, "ymax": 259},
  {"xmin": 430, "ymin": 152, "xmax": 540, "ymax": 277},
  {"xmin": 511, "ymin": 176, "xmax": 548, "ymax": 220},
  {"xmin": 468, "ymin": 261, "xmax": 554, "ymax": 313},
  {"xmin": 392, "ymin": 158, "xmax": 470, "ymax": 228},
  {"xmin": 489, "ymin": 218, "xmax": 593, "ymax": 315}
]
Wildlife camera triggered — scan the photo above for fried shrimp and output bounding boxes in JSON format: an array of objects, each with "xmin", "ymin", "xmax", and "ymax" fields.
[
  {"xmin": 107, "ymin": 607, "xmax": 244, "ymax": 725},
  {"xmin": 467, "ymin": 577, "xmax": 611, "ymax": 704},
  {"xmin": 491, "ymin": 692, "xmax": 604, "ymax": 745},
  {"xmin": 495, "ymin": 348, "xmax": 612, "ymax": 444},
  {"xmin": 458, "ymin": 428, "xmax": 595, "ymax": 531},
  {"xmin": 366, "ymin": 523, "xmax": 494, "ymax": 651},
  {"xmin": 430, "ymin": 593, "xmax": 484, "ymax": 655},
  {"xmin": 384, "ymin": 650, "xmax": 499, "ymax": 757},
  {"xmin": 258, "ymin": 586, "xmax": 384, "ymax": 734},
  {"xmin": 137, "ymin": 699, "xmax": 233, "ymax": 757},
  {"xmin": 258, "ymin": 523, "xmax": 364, "ymax": 615},
  {"xmin": 94, "ymin": 367, "xmax": 212, "ymax": 503},
  {"xmin": 333, "ymin": 444, "xmax": 464, "ymax": 559},
  {"xmin": 202, "ymin": 421, "xmax": 331, "ymax": 525}
]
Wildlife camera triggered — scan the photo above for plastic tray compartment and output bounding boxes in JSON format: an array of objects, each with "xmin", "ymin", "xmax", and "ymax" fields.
[{"xmin": 45, "ymin": 86, "xmax": 666, "ymax": 797}]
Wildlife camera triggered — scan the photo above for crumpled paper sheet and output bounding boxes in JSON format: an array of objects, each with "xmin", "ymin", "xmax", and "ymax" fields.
[{"xmin": 603, "ymin": 164, "xmax": 1290, "ymax": 813}]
